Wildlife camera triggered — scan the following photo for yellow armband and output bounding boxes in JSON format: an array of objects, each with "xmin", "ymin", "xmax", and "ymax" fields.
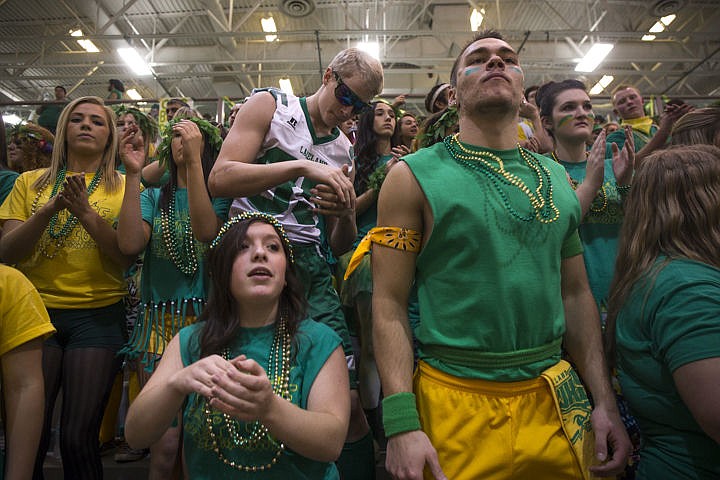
[{"xmin": 343, "ymin": 227, "xmax": 422, "ymax": 280}]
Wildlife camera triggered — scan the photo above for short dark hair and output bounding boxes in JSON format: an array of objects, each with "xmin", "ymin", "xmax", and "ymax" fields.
[
  {"xmin": 54, "ymin": 86, "xmax": 66, "ymax": 94},
  {"xmin": 450, "ymin": 29, "xmax": 505, "ymax": 87}
]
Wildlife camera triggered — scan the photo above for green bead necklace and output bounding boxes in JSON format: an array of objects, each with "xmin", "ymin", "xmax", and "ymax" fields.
[
  {"xmin": 444, "ymin": 134, "xmax": 560, "ymax": 224},
  {"xmin": 160, "ymin": 187, "xmax": 199, "ymax": 276},
  {"xmin": 204, "ymin": 312, "xmax": 292, "ymax": 472},
  {"xmin": 32, "ymin": 166, "xmax": 103, "ymax": 259}
]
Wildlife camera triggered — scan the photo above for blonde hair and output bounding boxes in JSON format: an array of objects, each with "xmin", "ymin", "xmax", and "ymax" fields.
[
  {"xmin": 34, "ymin": 96, "xmax": 121, "ymax": 193},
  {"xmin": 670, "ymin": 107, "xmax": 720, "ymax": 146},
  {"xmin": 328, "ymin": 48, "xmax": 384, "ymax": 98},
  {"xmin": 606, "ymin": 145, "xmax": 720, "ymax": 362}
]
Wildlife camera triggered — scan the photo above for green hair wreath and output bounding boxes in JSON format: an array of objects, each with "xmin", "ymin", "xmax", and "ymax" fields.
[
  {"xmin": 156, "ymin": 117, "xmax": 223, "ymax": 169},
  {"xmin": 416, "ymin": 106, "xmax": 458, "ymax": 149},
  {"xmin": 112, "ymin": 105, "xmax": 159, "ymax": 141}
]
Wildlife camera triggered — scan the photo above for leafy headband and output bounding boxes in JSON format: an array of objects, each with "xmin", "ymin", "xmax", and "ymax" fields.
[{"xmin": 156, "ymin": 117, "xmax": 223, "ymax": 170}]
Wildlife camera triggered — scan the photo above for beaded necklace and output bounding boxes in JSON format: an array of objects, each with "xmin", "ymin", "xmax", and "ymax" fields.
[
  {"xmin": 444, "ymin": 134, "xmax": 559, "ymax": 224},
  {"xmin": 204, "ymin": 313, "xmax": 292, "ymax": 472},
  {"xmin": 160, "ymin": 187, "xmax": 199, "ymax": 276},
  {"xmin": 550, "ymin": 151, "xmax": 607, "ymax": 213},
  {"xmin": 31, "ymin": 166, "xmax": 103, "ymax": 259}
]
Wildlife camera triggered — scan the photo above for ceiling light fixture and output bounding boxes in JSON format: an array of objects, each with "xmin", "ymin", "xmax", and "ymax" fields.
[
  {"xmin": 126, "ymin": 88, "xmax": 142, "ymax": 100},
  {"xmin": 575, "ymin": 43, "xmax": 614, "ymax": 73},
  {"xmin": 589, "ymin": 75, "xmax": 614, "ymax": 95},
  {"xmin": 117, "ymin": 47, "xmax": 152, "ymax": 76},
  {"xmin": 649, "ymin": 21, "xmax": 665, "ymax": 33},
  {"xmin": 660, "ymin": 14, "xmax": 676, "ymax": 26},
  {"xmin": 279, "ymin": 78, "xmax": 293, "ymax": 95},
  {"xmin": 470, "ymin": 8, "xmax": 485, "ymax": 31},
  {"xmin": 261, "ymin": 17, "xmax": 277, "ymax": 42},
  {"xmin": 70, "ymin": 29, "xmax": 99, "ymax": 53},
  {"xmin": 642, "ymin": 34, "xmax": 656, "ymax": 41},
  {"xmin": 2, "ymin": 113, "xmax": 23, "ymax": 125},
  {"xmin": 357, "ymin": 41, "xmax": 380, "ymax": 60}
]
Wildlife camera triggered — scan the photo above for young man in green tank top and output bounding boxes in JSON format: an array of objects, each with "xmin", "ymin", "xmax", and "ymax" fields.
[{"xmin": 371, "ymin": 30, "xmax": 632, "ymax": 480}]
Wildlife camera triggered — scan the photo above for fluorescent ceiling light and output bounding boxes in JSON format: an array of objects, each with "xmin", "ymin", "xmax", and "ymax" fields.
[
  {"xmin": 357, "ymin": 41, "xmax": 380, "ymax": 60},
  {"xmin": 660, "ymin": 14, "xmax": 676, "ymax": 26},
  {"xmin": 279, "ymin": 78, "xmax": 293, "ymax": 95},
  {"xmin": 0, "ymin": 87, "xmax": 22, "ymax": 102},
  {"xmin": 70, "ymin": 29, "xmax": 99, "ymax": 53},
  {"xmin": 126, "ymin": 88, "xmax": 142, "ymax": 100},
  {"xmin": 2, "ymin": 114, "xmax": 23, "ymax": 125},
  {"xmin": 649, "ymin": 21, "xmax": 665, "ymax": 33},
  {"xmin": 117, "ymin": 47, "xmax": 152, "ymax": 76},
  {"xmin": 261, "ymin": 17, "xmax": 277, "ymax": 42},
  {"xmin": 589, "ymin": 74, "xmax": 615, "ymax": 94},
  {"xmin": 470, "ymin": 8, "xmax": 485, "ymax": 31},
  {"xmin": 642, "ymin": 34, "xmax": 656, "ymax": 41},
  {"xmin": 575, "ymin": 43, "xmax": 614, "ymax": 73}
]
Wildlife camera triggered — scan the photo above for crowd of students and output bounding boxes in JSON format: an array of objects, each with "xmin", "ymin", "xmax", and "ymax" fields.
[{"xmin": 0, "ymin": 28, "xmax": 718, "ymax": 480}]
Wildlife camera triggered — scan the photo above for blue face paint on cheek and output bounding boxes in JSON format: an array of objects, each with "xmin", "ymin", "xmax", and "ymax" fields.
[
  {"xmin": 464, "ymin": 66, "xmax": 481, "ymax": 76},
  {"xmin": 509, "ymin": 66, "xmax": 523, "ymax": 74}
]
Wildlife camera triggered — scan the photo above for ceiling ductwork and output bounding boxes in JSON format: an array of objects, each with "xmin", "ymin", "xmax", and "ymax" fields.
[{"xmin": 279, "ymin": 0, "xmax": 316, "ymax": 18}]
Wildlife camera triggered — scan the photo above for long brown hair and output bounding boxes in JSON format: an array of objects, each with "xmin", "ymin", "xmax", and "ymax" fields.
[
  {"xmin": 33, "ymin": 96, "xmax": 121, "ymax": 193},
  {"xmin": 605, "ymin": 145, "xmax": 720, "ymax": 362},
  {"xmin": 670, "ymin": 107, "xmax": 720, "ymax": 147},
  {"xmin": 198, "ymin": 218, "xmax": 306, "ymax": 358}
]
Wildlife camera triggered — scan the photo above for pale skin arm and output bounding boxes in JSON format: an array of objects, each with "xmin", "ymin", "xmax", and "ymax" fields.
[
  {"xmin": 673, "ymin": 357, "xmax": 720, "ymax": 444},
  {"xmin": 372, "ymin": 162, "xmax": 446, "ymax": 480},
  {"xmin": 575, "ymin": 131, "xmax": 607, "ymax": 217},
  {"xmin": 209, "ymin": 92, "xmax": 354, "ymax": 209},
  {"xmin": 117, "ymin": 125, "xmax": 151, "ymax": 256},
  {"xmin": 0, "ymin": 196, "xmax": 64, "ymax": 263},
  {"xmin": 519, "ymin": 100, "xmax": 554, "ymax": 154},
  {"xmin": 311, "ymin": 161, "xmax": 358, "ymax": 256},
  {"xmin": 141, "ymin": 160, "xmax": 166, "ymax": 186},
  {"xmin": 635, "ymin": 103, "xmax": 693, "ymax": 166},
  {"xmin": 125, "ymin": 335, "xmax": 235, "ymax": 449},
  {"xmin": 2, "ymin": 338, "xmax": 45, "ymax": 480},
  {"xmin": 561, "ymin": 254, "xmax": 632, "ymax": 476},
  {"xmin": 210, "ymin": 347, "xmax": 350, "ymax": 462},
  {"xmin": 175, "ymin": 120, "xmax": 224, "ymax": 242}
]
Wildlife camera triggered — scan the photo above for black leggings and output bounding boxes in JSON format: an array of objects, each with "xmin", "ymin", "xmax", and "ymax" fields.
[{"xmin": 33, "ymin": 304, "xmax": 125, "ymax": 480}]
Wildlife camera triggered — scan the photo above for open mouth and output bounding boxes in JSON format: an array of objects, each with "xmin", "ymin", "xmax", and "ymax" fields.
[{"xmin": 248, "ymin": 267, "xmax": 272, "ymax": 277}]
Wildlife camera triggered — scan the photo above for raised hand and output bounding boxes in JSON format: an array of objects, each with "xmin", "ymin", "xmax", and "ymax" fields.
[
  {"xmin": 302, "ymin": 162, "xmax": 356, "ymax": 210},
  {"xmin": 58, "ymin": 174, "xmax": 93, "ymax": 219},
  {"xmin": 585, "ymin": 129, "xmax": 607, "ymax": 192},
  {"xmin": 173, "ymin": 120, "xmax": 203, "ymax": 166},
  {"xmin": 612, "ymin": 125, "xmax": 635, "ymax": 186},
  {"xmin": 119, "ymin": 125, "xmax": 146, "ymax": 175}
]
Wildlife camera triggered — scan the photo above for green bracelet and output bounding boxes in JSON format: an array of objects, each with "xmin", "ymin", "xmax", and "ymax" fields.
[{"xmin": 382, "ymin": 392, "xmax": 421, "ymax": 437}]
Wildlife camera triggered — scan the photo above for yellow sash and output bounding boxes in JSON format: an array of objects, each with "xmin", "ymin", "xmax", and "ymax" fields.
[
  {"xmin": 343, "ymin": 227, "xmax": 421, "ymax": 280},
  {"xmin": 540, "ymin": 360, "xmax": 596, "ymax": 480}
]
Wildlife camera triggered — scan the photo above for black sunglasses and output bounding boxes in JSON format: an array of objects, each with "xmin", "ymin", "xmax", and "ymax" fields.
[{"xmin": 332, "ymin": 70, "xmax": 371, "ymax": 114}]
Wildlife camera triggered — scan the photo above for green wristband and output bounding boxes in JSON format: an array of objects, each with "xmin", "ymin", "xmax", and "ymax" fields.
[{"xmin": 382, "ymin": 392, "xmax": 421, "ymax": 437}]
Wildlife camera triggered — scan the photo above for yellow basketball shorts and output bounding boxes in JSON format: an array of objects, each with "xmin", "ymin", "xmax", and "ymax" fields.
[{"xmin": 414, "ymin": 360, "xmax": 593, "ymax": 480}]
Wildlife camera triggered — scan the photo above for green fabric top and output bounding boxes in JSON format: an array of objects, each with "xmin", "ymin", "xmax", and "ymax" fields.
[
  {"xmin": 557, "ymin": 158, "xmax": 625, "ymax": 310},
  {"xmin": 0, "ymin": 169, "xmax": 19, "ymax": 206},
  {"xmin": 616, "ymin": 258, "xmax": 720, "ymax": 479},
  {"xmin": 405, "ymin": 141, "xmax": 582, "ymax": 381},
  {"xmin": 179, "ymin": 319, "xmax": 341, "ymax": 479},
  {"xmin": 354, "ymin": 154, "xmax": 392, "ymax": 247},
  {"xmin": 140, "ymin": 187, "xmax": 231, "ymax": 305}
]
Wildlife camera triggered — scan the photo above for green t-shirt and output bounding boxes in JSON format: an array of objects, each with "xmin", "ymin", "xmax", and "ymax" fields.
[
  {"xmin": 354, "ymin": 154, "xmax": 392, "ymax": 247},
  {"xmin": 179, "ymin": 319, "xmax": 341, "ymax": 479},
  {"xmin": 0, "ymin": 169, "xmax": 18, "ymax": 206},
  {"xmin": 616, "ymin": 258, "xmax": 720, "ymax": 479},
  {"xmin": 140, "ymin": 187, "xmax": 231, "ymax": 305},
  {"xmin": 557, "ymin": 158, "xmax": 625, "ymax": 310},
  {"xmin": 405, "ymin": 141, "xmax": 583, "ymax": 381}
]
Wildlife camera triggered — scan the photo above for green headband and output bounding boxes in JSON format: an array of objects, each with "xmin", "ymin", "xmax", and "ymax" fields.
[
  {"xmin": 156, "ymin": 117, "xmax": 223, "ymax": 170},
  {"xmin": 112, "ymin": 105, "xmax": 159, "ymax": 141},
  {"xmin": 210, "ymin": 212, "xmax": 294, "ymax": 264}
]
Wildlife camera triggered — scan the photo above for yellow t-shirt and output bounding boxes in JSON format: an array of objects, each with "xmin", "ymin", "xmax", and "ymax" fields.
[
  {"xmin": 0, "ymin": 169, "xmax": 128, "ymax": 309},
  {"xmin": 0, "ymin": 264, "xmax": 55, "ymax": 356}
]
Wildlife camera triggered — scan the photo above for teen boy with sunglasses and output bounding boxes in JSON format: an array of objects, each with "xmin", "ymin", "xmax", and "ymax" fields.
[{"xmin": 210, "ymin": 47, "xmax": 384, "ymax": 479}]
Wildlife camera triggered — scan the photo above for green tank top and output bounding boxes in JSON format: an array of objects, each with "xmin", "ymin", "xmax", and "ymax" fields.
[{"xmin": 405, "ymin": 140, "xmax": 583, "ymax": 381}]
